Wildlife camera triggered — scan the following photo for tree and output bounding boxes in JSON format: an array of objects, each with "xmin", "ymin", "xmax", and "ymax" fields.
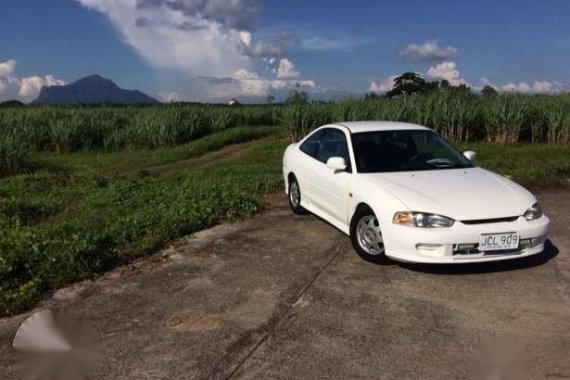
[
  {"xmin": 481, "ymin": 85, "xmax": 498, "ymax": 97},
  {"xmin": 266, "ymin": 94, "xmax": 275, "ymax": 104},
  {"xmin": 424, "ymin": 81, "xmax": 440, "ymax": 93},
  {"xmin": 286, "ymin": 83, "xmax": 309, "ymax": 105},
  {"xmin": 386, "ymin": 72, "xmax": 427, "ymax": 98}
]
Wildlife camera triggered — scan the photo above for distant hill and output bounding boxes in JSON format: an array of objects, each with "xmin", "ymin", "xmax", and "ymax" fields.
[
  {"xmin": 0, "ymin": 100, "xmax": 25, "ymax": 108},
  {"xmin": 32, "ymin": 75, "xmax": 160, "ymax": 105}
]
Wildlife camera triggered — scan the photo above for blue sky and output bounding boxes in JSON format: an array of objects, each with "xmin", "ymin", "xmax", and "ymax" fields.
[{"xmin": 1, "ymin": 0, "xmax": 569, "ymax": 102}]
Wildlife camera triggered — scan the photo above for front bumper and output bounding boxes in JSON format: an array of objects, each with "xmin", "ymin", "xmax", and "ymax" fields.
[{"xmin": 381, "ymin": 215, "xmax": 550, "ymax": 264}]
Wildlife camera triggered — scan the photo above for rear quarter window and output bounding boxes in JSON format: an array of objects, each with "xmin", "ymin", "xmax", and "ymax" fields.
[{"xmin": 300, "ymin": 130, "xmax": 324, "ymax": 158}]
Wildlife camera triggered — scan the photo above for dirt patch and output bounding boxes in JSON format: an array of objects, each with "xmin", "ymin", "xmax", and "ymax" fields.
[{"xmin": 125, "ymin": 137, "xmax": 272, "ymax": 177}]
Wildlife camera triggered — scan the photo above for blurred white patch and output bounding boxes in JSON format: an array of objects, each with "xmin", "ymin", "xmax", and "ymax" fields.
[
  {"xmin": 469, "ymin": 335, "xmax": 530, "ymax": 380},
  {"xmin": 13, "ymin": 309, "xmax": 100, "ymax": 380}
]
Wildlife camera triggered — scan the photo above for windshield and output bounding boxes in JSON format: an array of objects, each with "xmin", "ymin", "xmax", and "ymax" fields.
[{"xmin": 352, "ymin": 130, "xmax": 473, "ymax": 173}]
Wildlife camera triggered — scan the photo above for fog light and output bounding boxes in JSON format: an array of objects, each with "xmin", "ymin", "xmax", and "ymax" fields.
[
  {"xmin": 416, "ymin": 244, "xmax": 446, "ymax": 257},
  {"xmin": 417, "ymin": 243, "xmax": 443, "ymax": 250},
  {"xmin": 456, "ymin": 243, "xmax": 477, "ymax": 250}
]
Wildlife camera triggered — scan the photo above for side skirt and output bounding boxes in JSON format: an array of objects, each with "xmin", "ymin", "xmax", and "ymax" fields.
[{"xmin": 300, "ymin": 200, "xmax": 350, "ymax": 236}]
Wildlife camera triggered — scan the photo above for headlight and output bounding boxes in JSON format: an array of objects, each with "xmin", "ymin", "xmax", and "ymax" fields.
[
  {"xmin": 523, "ymin": 202, "xmax": 542, "ymax": 221},
  {"xmin": 393, "ymin": 212, "xmax": 455, "ymax": 228}
]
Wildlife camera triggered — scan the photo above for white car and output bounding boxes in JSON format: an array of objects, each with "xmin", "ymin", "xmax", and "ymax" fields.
[{"xmin": 282, "ymin": 121, "xmax": 550, "ymax": 264}]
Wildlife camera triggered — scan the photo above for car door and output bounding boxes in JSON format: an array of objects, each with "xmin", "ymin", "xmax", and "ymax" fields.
[
  {"xmin": 296, "ymin": 129, "xmax": 325, "ymax": 207},
  {"xmin": 312, "ymin": 128, "xmax": 353, "ymax": 227}
]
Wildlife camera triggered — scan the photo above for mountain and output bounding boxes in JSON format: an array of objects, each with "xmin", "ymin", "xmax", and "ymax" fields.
[
  {"xmin": 33, "ymin": 75, "xmax": 160, "ymax": 105},
  {"xmin": 0, "ymin": 100, "xmax": 25, "ymax": 108}
]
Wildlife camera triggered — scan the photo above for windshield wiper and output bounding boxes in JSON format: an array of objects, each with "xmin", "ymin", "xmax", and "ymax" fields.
[{"xmin": 425, "ymin": 158, "xmax": 469, "ymax": 169}]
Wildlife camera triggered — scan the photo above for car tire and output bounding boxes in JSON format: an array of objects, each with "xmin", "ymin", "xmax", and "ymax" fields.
[
  {"xmin": 288, "ymin": 176, "xmax": 307, "ymax": 215},
  {"xmin": 350, "ymin": 206, "xmax": 391, "ymax": 264}
]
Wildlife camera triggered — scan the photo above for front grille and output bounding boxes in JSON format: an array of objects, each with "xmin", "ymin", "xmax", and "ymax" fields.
[{"xmin": 461, "ymin": 216, "xmax": 519, "ymax": 225}]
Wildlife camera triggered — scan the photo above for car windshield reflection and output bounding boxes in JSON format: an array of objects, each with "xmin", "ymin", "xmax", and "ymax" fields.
[{"xmin": 351, "ymin": 130, "xmax": 473, "ymax": 173}]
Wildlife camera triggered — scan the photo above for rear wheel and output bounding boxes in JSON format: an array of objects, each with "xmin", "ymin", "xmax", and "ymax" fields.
[
  {"xmin": 350, "ymin": 206, "xmax": 390, "ymax": 264},
  {"xmin": 288, "ymin": 176, "xmax": 307, "ymax": 215}
]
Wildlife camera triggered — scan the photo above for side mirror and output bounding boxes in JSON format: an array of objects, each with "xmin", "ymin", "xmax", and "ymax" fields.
[
  {"xmin": 326, "ymin": 157, "xmax": 347, "ymax": 171},
  {"xmin": 464, "ymin": 151, "xmax": 477, "ymax": 164}
]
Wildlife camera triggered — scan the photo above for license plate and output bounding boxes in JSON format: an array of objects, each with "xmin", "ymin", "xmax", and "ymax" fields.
[{"xmin": 479, "ymin": 232, "xmax": 519, "ymax": 251}]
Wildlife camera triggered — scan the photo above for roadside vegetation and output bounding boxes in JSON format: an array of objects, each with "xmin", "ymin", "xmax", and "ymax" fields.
[
  {"xmin": 1, "ymin": 88, "xmax": 569, "ymax": 316},
  {"xmin": 0, "ymin": 126, "xmax": 286, "ymax": 316}
]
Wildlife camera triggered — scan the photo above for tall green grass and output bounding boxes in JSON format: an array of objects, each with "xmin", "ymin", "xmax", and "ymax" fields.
[
  {"xmin": 1, "ymin": 93, "xmax": 570, "ymax": 177},
  {"xmin": 0, "ymin": 131, "xmax": 29, "ymax": 176}
]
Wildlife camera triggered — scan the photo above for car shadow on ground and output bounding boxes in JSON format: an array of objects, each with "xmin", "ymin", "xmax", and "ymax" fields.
[{"xmin": 398, "ymin": 240, "xmax": 559, "ymax": 275}]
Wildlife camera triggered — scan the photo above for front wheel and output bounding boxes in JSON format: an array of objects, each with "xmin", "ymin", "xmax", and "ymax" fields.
[
  {"xmin": 350, "ymin": 207, "xmax": 390, "ymax": 264},
  {"xmin": 288, "ymin": 176, "xmax": 307, "ymax": 215}
]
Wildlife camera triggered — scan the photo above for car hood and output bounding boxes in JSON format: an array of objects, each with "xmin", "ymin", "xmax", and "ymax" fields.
[{"xmin": 362, "ymin": 168, "xmax": 535, "ymax": 221}]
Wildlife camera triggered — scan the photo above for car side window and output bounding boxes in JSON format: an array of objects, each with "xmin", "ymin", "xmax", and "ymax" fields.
[
  {"xmin": 317, "ymin": 129, "xmax": 351, "ymax": 169},
  {"xmin": 300, "ymin": 130, "xmax": 324, "ymax": 158}
]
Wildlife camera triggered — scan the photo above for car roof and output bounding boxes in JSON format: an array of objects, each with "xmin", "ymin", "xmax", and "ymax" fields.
[{"xmin": 332, "ymin": 121, "xmax": 431, "ymax": 133}]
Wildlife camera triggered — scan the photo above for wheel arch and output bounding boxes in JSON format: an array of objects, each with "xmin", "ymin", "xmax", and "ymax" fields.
[
  {"xmin": 350, "ymin": 202, "xmax": 373, "ymax": 227},
  {"xmin": 286, "ymin": 172, "xmax": 297, "ymax": 194}
]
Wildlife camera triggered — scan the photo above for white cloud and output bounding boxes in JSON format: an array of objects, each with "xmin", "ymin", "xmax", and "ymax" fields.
[
  {"xmin": 19, "ymin": 75, "xmax": 65, "ymax": 98},
  {"xmin": 0, "ymin": 59, "xmax": 66, "ymax": 100},
  {"xmin": 276, "ymin": 58, "xmax": 300, "ymax": 79},
  {"xmin": 73, "ymin": 0, "xmax": 319, "ymax": 101},
  {"xmin": 197, "ymin": 67, "xmax": 318, "ymax": 101},
  {"xmin": 481, "ymin": 78, "xmax": 567, "ymax": 94},
  {"xmin": 75, "ymin": 0, "xmax": 252, "ymax": 78},
  {"xmin": 202, "ymin": 0, "xmax": 261, "ymax": 30},
  {"xmin": 158, "ymin": 90, "xmax": 180, "ymax": 102},
  {"xmin": 426, "ymin": 61, "xmax": 469, "ymax": 86},
  {"xmin": 0, "ymin": 60, "xmax": 16, "ymax": 77},
  {"xmin": 247, "ymin": 41, "xmax": 284, "ymax": 59},
  {"xmin": 369, "ymin": 76, "xmax": 396, "ymax": 93},
  {"xmin": 299, "ymin": 37, "xmax": 356, "ymax": 52},
  {"xmin": 401, "ymin": 40, "xmax": 458, "ymax": 62},
  {"xmin": 0, "ymin": 75, "xmax": 17, "ymax": 95},
  {"xmin": 239, "ymin": 30, "xmax": 252, "ymax": 46},
  {"xmin": 231, "ymin": 68, "xmax": 315, "ymax": 97},
  {"xmin": 0, "ymin": 60, "xmax": 18, "ymax": 96}
]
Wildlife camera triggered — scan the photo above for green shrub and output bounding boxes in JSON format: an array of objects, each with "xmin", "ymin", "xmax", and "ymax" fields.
[{"xmin": 0, "ymin": 130, "xmax": 30, "ymax": 176}]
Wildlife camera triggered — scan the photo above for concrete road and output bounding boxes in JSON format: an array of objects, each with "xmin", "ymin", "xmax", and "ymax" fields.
[{"xmin": 1, "ymin": 189, "xmax": 569, "ymax": 379}]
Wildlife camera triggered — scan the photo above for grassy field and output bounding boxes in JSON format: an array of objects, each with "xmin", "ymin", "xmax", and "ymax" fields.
[
  {"xmin": 458, "ymin": 142, "xmax": 570, "ymax": 187},
  {"xmin": 0, "ymin": 126, "xmax": 286, "ymax": 316}
]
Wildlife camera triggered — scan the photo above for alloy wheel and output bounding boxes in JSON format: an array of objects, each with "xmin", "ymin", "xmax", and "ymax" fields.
[
  {"xmin": 290, "ymin": 181, "xmax": 301, "ymax": 208},
  {"xmin": 356, "ymin": 215, "xmax": 385, "ymax": 255}
]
